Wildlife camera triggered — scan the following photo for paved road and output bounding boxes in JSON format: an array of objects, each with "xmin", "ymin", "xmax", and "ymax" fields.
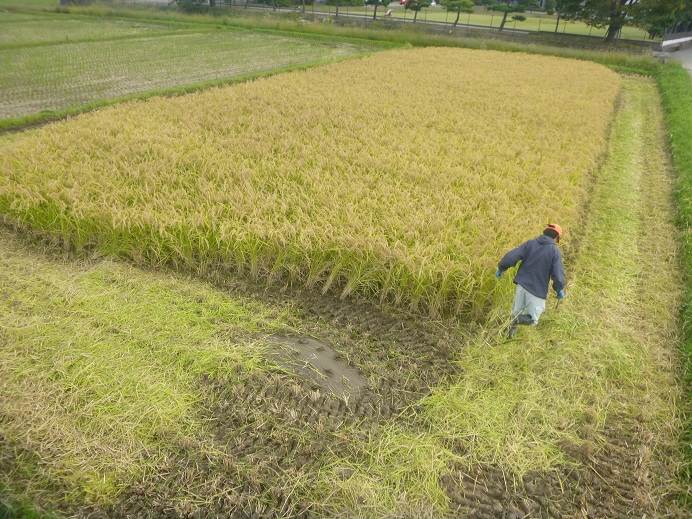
[{"xmin": 667, "ymin": 46, "xmax": 692, "ymax": 74}]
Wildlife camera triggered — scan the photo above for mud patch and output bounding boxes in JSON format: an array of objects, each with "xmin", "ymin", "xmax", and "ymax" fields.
[
  {"xmin": 269, "ymin": 335, "xmax": 367, "ymax": 399},
  {"xmin": 439, "ymin": 416, "xmax": 685, "ymax": 518}
]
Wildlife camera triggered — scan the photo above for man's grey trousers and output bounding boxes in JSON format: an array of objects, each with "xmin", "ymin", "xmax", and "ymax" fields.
[{"xmin": 511, "ymin": 284, "xmax": 546, "ymax": 324}]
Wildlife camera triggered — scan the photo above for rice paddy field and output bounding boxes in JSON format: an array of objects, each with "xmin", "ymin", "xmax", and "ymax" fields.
[
  {"xmin": 0, "ymin": 11, "xmax": 180, "ymax": 47},
  {"xmin": 0, "ymin": 8, "xmax": 381, "ymax": 120},
  {"xmin": 0, "ymin": 48, "xmax": 619, "ymax": 316},
  {"xmin": 0, "ymin": 4, "xmax": 690, "ymax": 519}
]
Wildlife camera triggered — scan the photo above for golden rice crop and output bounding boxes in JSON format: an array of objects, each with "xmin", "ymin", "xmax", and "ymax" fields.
[{"xmin": 0, "ymin": 48, "xmax": 620, "ymax": 315}]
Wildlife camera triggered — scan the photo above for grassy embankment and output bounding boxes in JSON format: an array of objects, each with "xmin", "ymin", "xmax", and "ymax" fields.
[
  {"xmin": 41, "ymin": 3, "xmax": 663, "ymax": 68},
  {"xmin": 0, "ymin": 230, "xmax": 301, "ymax": 516},
  {"xmin": 307, "ymin": 76, "xmax": 684, "ymax": 517},
  {"xmin": 0, "ymin": 0, "xmax": 651, "ymax": 40},
  {"xmin": 0, "ymin": 48, "xmax": 619, "ymax": 317},
  {"xmin": 657, "ymin": 64, "xmax": 692, "ymax": 506},
  {"xmin": 302, "ymin": 3, "xmax": 651, "ymax": 40}
]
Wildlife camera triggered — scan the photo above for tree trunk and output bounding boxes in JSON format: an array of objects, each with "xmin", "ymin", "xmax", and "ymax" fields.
[
  {"xmin": 413, "ymin": 9, "xmax": 418, "ymax": 22},
  {"xmin": 498, "ymin": 11, "xmax": 508, "ymax": 31},
  {"xmin": 604, "ymin": 0, "xmax": 624, "ymax": 42},
  {"xmin": 605, "ymin": 22, "xmax": 622, "ymax": 41},
  {"xmin": 454, "ymin": 8, "xmax": 460, "ymax": 27},
  {"xmin": 373, "ymin": 4, "xmax": 378, "ymax": 20},
  {"xmin": 554, "ymin": 12, "xmax": 560, "ymax": 33}
]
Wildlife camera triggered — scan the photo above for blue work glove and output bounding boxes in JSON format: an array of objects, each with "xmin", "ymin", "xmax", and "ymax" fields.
[
  {"xmin": 495, "ymin": 269, "xmax": 503, "ymax": 279},
  {"xmin": 557, "ymin": 289, "xmax": 566, "ymax": 300}
]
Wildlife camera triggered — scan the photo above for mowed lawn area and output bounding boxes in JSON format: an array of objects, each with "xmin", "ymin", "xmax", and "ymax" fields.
[
  {"xmin": 296, "ymin": 4, "xmax": 652, "ymax": 40},
  {"xmin": 0, "ymin": 9, "xmax": 382, "ymax": 120}
]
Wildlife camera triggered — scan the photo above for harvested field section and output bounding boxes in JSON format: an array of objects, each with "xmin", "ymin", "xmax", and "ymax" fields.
[
  {"xmin": 0, "ymin": 230, "xmax": 292, "ymax": 510},
  {"xmin": 0, "ymin": 229, "xmax": 463, "ymax": 516},
  {"xmin": 0, "ymin": 30, "xmax": 375, "ymax": 119},
  {"xmin": 0, "ymin": 48, "xmax": 620, "ymax": 315}
]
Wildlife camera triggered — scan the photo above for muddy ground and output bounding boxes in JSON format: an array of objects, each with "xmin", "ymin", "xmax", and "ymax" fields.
[{"xmin": 60, "ymin": 278, "xmax": 461, "ymax": 518}]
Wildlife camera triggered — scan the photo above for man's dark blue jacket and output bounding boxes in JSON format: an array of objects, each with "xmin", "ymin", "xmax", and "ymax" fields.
[{"xmin": 498, "ymin": 235, "xmax": 565, "ymax": 299}]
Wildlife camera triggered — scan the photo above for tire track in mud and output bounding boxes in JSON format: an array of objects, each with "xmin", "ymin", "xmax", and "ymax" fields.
[
  {"xmin": 207, "ymin": 273, "xmax": 467, "ymax": 413},
  {"xmin": 441, "ymin": 416, "xmax": 685, "ymax": 518},
  {"xmin": 441, "ymin": 422, "xmax": 664, "ymax": 518},
  {"xmin": 87, "ymin": 279, "xmax": 466, "ymax": 518},
  {"xmin": 215, "ymin": 305, "xmax": 459, "ymax": 516}
]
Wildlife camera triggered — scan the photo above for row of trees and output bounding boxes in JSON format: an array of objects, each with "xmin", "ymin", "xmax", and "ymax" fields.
[
  {"xmin": 192, "ymin": 0, "xmax": 471, "ymax": 21},
  {"xmin": 544, "ymin": 0, "xmax": 692, "ymax": 40},
  {"xmin": 185, "ymin": 0, "xmax": 692, "ymax": 41},
  {"xmin": 329, "ymin": 0, "xmax": 691, "ymax": 39}
]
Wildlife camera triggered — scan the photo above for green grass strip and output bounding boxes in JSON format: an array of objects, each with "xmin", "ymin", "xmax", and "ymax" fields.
[{"xmin": 657, "ymin": 63, "xmax": 692, "ymax": 505}]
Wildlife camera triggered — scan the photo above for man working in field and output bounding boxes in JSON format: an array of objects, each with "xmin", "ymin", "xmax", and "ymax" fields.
[{"xmin": 495, "ymin": 224, "xmax": 566, "ymax": 338}]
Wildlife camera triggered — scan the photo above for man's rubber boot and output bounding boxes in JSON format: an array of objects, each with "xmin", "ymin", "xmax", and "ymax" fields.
[
  {"xmin": 507, "ymin": 314, "xmax": 534, "ymax": 339},
  {"xmin": 515, "ymin": 314, "xmax": 535, "ymax": 325},
  {"xmin": 507, "ymin": 321, "xmax": 519, "ymax": 339}
]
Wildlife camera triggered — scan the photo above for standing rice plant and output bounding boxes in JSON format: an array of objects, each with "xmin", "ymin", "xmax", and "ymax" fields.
[{"xmin": 0, "ymin": 48, "xmax": 620, "ymax": 315}]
